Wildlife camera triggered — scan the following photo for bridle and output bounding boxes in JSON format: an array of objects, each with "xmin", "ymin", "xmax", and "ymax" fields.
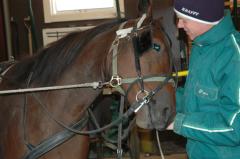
[
  {"xmin": 105, "ymin": 19, "xmax": 175, "ymax": 157},
  {"xmin": 0, "ymin": 14, "xmax": 175, "ymax": 159},
  {"xmin": 108, "ymin": 15, "xmax": 174, "ymax": 101}
]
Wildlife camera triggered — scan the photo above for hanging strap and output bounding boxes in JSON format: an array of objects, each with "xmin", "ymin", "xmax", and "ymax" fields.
[{"xmin": 117, "ymin": 95, "xmax": 125, "ymax": 159}]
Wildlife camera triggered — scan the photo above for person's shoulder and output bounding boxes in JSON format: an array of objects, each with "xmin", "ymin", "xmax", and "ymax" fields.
[
  {"xmin": 231, "ymin": 31, "xmax": 240, "ymax": 39},
  {"xmin": 222, "ymin": 31, "xmax": 240, "ymax": 49},
  {"xmin": 227, "ymin": 32, "xmax": 240, "ymax": 61},
  {"xmin": 215, "ymin": 32, "xmax": 240, "ymax": 63},
  {"xmin": 230, "ymin": 32, "xmax": 240, "ymax": 51}
]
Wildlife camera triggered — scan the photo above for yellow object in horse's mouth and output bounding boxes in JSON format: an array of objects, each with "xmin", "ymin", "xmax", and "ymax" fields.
[{"xmin": 172, "ymin": 70, "xmax": 188, "ymax": 77}]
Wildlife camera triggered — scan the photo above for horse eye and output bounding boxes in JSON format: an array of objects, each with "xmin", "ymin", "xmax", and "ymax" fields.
[{"xmin": 153, "ymin": 43, "xmax": 161, "ymax": 52}]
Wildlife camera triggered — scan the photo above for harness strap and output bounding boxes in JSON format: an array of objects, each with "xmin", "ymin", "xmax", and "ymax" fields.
[
  {"xmin": 111, "ymin": 22, "xmax": 127, "ymax": 76},
  {"xmin": 0, "ymin": 62, "xmax": 15, "ymax": 83},
  {"xmin": 110, "ymin": 22, "xmax": 127, "ymax": 95},
  {"xmin": 137, "ymin": 14, "xmax": 147, "ymax": 29},
  {"xmin": 23, "ymin": 115, "xmax": 88, "ymax": 159},
  {"xmin": 131, "ymin": 14, "xmax": 149, "ymax": 93},
  {"xmin": 117, "ymin": 95, "xmax": 125, "ymax": 159},
  {"xmin": 132, "ymin": 33, "xmax": 145, "ymax": 92}
]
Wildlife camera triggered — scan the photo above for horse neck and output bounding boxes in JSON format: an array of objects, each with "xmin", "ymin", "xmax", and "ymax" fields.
[
  {"xmin": 77, "ymin": 25, "xmax": 121, "ymax": 82},
  {"xmin": 49, "ymin": 27, "xmax": 119, "ymax": 115},
  {"xmin": 34, "ymin": 21, "xmax": 131, "ymax": 126}
]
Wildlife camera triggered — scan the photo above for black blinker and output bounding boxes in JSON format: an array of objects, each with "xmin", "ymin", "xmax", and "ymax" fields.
[{"xmin": 133, "ymin": 31, "xmax": 152, "ymax": 56}]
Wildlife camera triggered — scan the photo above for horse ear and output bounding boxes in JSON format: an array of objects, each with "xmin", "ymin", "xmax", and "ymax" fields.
[
  {"xmin": 146, "ymin": 0, "xmax": 153, "ymax": 19},
  {"xmin": 152, "ymin": 17, "xmax": 164, "ymax": 29},
  {"xmin": 139, "ymin": 0, "xmax": 153, "ymax": 26}
]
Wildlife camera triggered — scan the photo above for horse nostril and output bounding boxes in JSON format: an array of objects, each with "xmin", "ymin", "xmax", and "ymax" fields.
[
  {"xmin": 162, "ymin": 107, "xmax": 170, "ymax": 119},
  {"xmin": 150, "ymin": 99, "xmax": 156, "ymax": 104},
  {"xmin": 163, "ymin": 107, "xmax": 175, "ymax": 125}
]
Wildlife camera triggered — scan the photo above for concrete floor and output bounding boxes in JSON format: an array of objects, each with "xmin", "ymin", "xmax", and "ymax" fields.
[
  {"xmin": 105, "ymin": 153, "xmax": 188, "ymax": 159},
  {"xmin": 139, "ymin": 154, "xmax": 187, "ymax": 159},
  {"xmin": 90, "ymin": 130, "xmax": 187, "ymax": 159}
]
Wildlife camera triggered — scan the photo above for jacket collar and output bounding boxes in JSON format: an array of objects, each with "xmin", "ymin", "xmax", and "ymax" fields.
[{"xmin": 193, "ymin": 10, "xmax": 236, "ymax": 47}]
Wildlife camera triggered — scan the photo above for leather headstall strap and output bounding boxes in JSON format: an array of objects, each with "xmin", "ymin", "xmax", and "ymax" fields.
[
  {"xmin": 131, "ymin": 29, "xmax": 145, "ymax": 93},
  {"xmin": 132, "ymin": 14, "xmax": 148, "ymax": 93}
]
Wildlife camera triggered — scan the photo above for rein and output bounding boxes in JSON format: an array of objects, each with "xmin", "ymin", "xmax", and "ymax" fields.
[{"xmin": 0, "ymin": 81, "xmax": 105, "ymax": 94}]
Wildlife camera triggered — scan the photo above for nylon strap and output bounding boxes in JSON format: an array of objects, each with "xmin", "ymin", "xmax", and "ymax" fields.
[
  {"xmin": 117, "ymin": 95, "xmax": 125, "ymax": 159},
  {"xmin": 110, "ymin": 22, "xmax": 128, "ymax": 95}
]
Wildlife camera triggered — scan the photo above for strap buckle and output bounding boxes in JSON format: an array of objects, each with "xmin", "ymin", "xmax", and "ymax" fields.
[{"xmin": 109, "ymin": 75, "xmax": 122, "ymax": 87}]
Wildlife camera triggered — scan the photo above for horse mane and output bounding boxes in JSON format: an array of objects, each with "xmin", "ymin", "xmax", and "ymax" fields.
[{"xmin": 7, "ymin": 19, "xmax": 125, "ymax": 87}]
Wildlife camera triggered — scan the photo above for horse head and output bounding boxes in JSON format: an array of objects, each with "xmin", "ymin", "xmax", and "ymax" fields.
[{"xmin": 104, "ymin": 15, "xmax": 176, "ymax": 130}]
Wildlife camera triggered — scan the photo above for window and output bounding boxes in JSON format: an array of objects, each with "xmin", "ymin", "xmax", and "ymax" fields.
[{"xmin": 43, "ymin": 0, "xmax": 125, "ymax": 23}]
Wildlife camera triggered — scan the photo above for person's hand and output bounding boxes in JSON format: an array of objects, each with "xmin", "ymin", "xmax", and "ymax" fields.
[{"xmin": 166, "ymin": 122, "xmax": 174, "ymax": 130}]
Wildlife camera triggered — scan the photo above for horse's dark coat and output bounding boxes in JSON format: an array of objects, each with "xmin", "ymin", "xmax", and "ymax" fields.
[
  {"xmin": 0, "ymin": 13, "xmax": 176, "ymax": 159},
  {"xmin": 6, "ymin": 20, "xmax": 124, "ymax": 86}
]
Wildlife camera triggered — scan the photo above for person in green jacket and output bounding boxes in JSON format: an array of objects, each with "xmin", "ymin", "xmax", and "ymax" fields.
[{"xmin": 167, "ymin": 0, "xmax": 240, "ymax": 158}]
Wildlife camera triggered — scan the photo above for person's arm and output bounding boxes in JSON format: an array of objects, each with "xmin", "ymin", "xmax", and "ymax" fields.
[
  {"xmin": 176, "ymin": 86, "xmax": 185, "ymax": 113},
  {"xmin": 174, "ymin": 60, "xmax": 240, "ymax": 146},
  {"xmin": 167, "ymin": 87, "xmax": 185, "ymax": 130}
]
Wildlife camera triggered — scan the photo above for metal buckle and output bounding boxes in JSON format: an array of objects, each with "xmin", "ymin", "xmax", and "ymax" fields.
[
  {"xmin": 136, "ymin": 90, "xmax": 149, "ymax": 102},
  {"xmin": 109, "ymin": 75, "xmax": 122, "ymax": 87}
]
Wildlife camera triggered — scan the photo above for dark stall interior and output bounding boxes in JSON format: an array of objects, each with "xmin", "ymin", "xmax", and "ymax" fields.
[
  {"xmin": 0, "ymin": 0, "xmax": 239, "ymax": 61},
  {"xmin": 0, "ymin": 0, "xmax": 183, "ymax": 61},
  {"xmin": 1, "ymin": 0, "xmax": 141, "ymax": 60}
]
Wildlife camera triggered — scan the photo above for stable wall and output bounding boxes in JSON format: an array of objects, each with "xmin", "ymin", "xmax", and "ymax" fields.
[
  {"xmin": 6, "ymin": 0, "xmax": 141, "ymax": 60},
  {"xmin": 5, "ymin": 0, "xmax": 172, "ymax": 60}
]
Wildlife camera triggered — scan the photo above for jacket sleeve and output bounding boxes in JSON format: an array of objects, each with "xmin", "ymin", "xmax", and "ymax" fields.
[
  {"xmin": 176, "ymin": 87, "xmax": 185, "ymax": 113},
  {"xmin": 174, "ymin": 59, "xmax": 240, "ymax": 146}
]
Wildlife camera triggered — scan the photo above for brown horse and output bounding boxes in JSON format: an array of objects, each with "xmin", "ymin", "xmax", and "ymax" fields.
[{"xmin": 0, "ymin": 13, "xmax": 175, "ymax": 159}]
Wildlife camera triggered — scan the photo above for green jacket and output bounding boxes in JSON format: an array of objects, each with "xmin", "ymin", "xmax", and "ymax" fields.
[{"xmin": 174, "ymin": 11, "xmax": 240, "ymax": 159}]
